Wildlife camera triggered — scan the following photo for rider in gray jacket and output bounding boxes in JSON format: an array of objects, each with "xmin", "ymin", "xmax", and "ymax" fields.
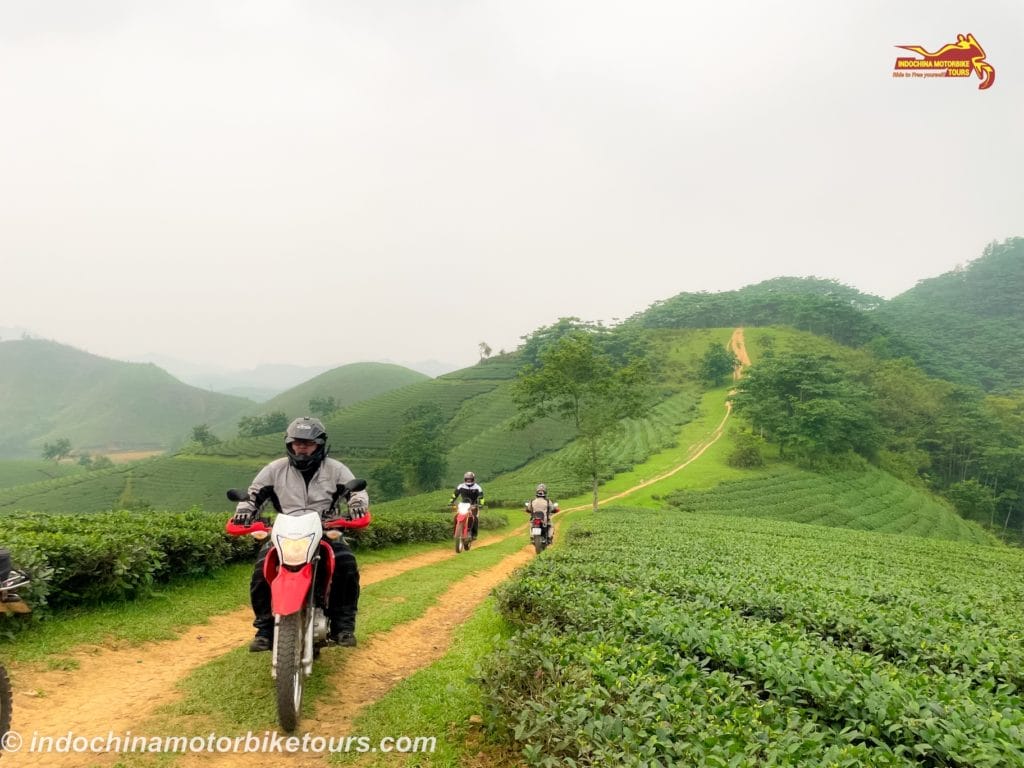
[{"xmin": 232, "ymin": 417, "xmax": 369, "ymax": 651}]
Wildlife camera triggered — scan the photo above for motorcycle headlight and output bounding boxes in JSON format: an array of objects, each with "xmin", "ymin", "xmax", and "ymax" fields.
[{"xmin": 277, "ymin": 533, "xmax": 316, "ymax": 566}]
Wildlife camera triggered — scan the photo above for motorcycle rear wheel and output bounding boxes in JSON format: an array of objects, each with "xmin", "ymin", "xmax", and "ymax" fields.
[
  {"xmin": 275, "ymin": 611, "xmax": 304, "ymax": 733},
  {"xmin": 0, "ymin": 664, "xmax": 12, "ymax": 749},
  {"xmin": 532, "ymin": 535, "xmax": 546, "ymax": 554}
]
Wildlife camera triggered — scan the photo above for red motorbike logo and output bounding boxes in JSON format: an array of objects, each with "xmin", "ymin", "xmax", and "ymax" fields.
[{"xmin": 893, "ymin": 33, "xmax": 995, "ymax": 90}]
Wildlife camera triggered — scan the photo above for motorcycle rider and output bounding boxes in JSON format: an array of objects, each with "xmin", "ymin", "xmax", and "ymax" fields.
[
  {"xmin": 231, "ymin": 417, "xmax": 369, "ymax": 651},
  {"xmin": 449, "ymin": 471, "xmax": 484, "ymax": 540},
  {"xmin": 524, "ymin": 483, "xmax": 558, "ymax": 544}
]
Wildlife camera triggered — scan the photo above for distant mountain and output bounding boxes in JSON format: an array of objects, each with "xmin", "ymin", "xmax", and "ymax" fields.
[
  {"xmin": 129, "ymin": 354, "xmax": 333, "ymax": 401},
  {"xmin": 878, "ymin": 237, "xmax": 1024, "ymax": 391},
  {"xmin": 256, "ymin": 362, "xmax": 430, "ymax": 420},
  {"xmin": 131, "ymin": 355, "xmax": 459, "ymax": 398},
  {"xmin": 0, "ymin": 339, "xmax": 254, "ymax": 458}
]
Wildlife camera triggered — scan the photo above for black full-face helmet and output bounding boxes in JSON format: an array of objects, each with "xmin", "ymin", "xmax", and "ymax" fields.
[
  {"xmin": 464, "ymin": 471, "xmax": 476, "ymax": 484},
  {"xmin": 285, "ymin": 417, "xmax": 328, "ymax": 471}
]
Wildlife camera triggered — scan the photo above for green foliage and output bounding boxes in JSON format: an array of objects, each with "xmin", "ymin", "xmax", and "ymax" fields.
[
  {"xmin": 632, "ymin": 276, "xmax": 893, "ymax": 348},
  {"xmin": 947, "ymin": 479, "xmax": 998, "ymax": 526},
  {"xmin": 732, "ymin": 351, "xmax": 883, "ymax": 463},
  {"xmin": 697, "ymin": 341, "xmax": 739, "ymax": 386},
  {"xmin": 41, "ymin": 437, "xmax": 72, "ymax": 462},
  {"xmin": 513, "ymin": 329, "xmax": 653, "ymax": 509},
  {"xmin": 877, "ymin": 237, "xmax": 1024, "ymax": 391},
  {"xmin": 726, "ymin": 428, "xmax": 765, "ymax": 468},
  {"xmin": 190, "ymin": 423, "xmax": 219, "ymax": 446},
  {"xmin": 388, "ymin": 403, "xmax": 448, "ymax": 492},
  {"xmin": 483, "ymin": 508, "xmax": 1023, "ymax": 766},
  {"xmin": 307, "ymin": 395, "xmax": 338, "ymax": 418},
  {"xmin": 370, "ymin": 459, "xmax": 405, "ymax": 501},
  {"xmin": 236, "ymin": 411, "xmax": 288, "ymax": 438},
  {"xmin": 1, "ymin": 508, "xmax": 255, "ymax": 619}
]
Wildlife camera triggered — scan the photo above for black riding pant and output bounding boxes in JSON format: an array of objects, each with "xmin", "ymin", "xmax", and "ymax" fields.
[{"xmin": 251, "ymin": 538, "xmax": 360, "ymax": 636}]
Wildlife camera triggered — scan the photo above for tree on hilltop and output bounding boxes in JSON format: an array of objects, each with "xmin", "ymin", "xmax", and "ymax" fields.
[
  {"xmin": 512, "ymin": 329, "xmax": 652, "ymax": 511},
  {"xmin": 699, "ymin": 342, "xmax": 740, "ymax": 386}
]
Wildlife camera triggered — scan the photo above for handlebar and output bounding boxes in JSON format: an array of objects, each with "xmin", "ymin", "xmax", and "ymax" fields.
[
  {"xmin": 225, "ymin": 520, "xmax": 271, "ymax": 536},
  {"xmin": 325, "ymin": 513, "xmax": 372, "ymax": 530},
  {"xmin": 225, "ymin": 512, "xmax": 372, "ymax": 537}
]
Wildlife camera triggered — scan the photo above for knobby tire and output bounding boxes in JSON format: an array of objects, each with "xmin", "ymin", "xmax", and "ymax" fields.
[{"xmin": 275, "ymin": 611, "xmax": 304, "ymax": 733}]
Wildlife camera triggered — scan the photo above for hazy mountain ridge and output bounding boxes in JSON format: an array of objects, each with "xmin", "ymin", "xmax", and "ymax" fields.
[
  {"xmin": 0, "ymin": 339, "xmax": 254, "ymax": 458},
  {"xmin": 3, "ymin": 237, "xmax": 1021, "ymax": 459},
  {"xmin": 0, "ymin": 341, "xmax": 434, "ymax": 458}
]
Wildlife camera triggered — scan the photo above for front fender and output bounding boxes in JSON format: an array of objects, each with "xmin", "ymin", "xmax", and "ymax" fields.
[{"xmin": 269, "ymin": 563, "xmax": 314, "ymax": 616}]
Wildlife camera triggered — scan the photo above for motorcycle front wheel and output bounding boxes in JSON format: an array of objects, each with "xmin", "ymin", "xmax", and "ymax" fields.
[
  {"xmin": 0, "ymin": 664, "xmax": 12, "ymax": 749},
  {"xmin": 275, "ymin": 612, "xmax": 305, "ymax": 733}
]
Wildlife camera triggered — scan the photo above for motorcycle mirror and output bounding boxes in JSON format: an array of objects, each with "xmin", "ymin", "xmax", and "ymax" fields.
[
  {"xmin": 226, "ymin": 489, "xmax": 248, "ymax": 502},
  {"xmin": 344, "ymin": 478, "xmax": 367, "ymax": 494}
]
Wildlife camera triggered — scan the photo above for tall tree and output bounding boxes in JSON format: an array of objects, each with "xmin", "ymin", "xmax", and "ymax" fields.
[
  {"xmin": 389, "ymin": 403, "xmax": 448, "ymax": 493},
  {"xmin": 512, "ymin": 330, "xmax": 651, "ymax": 511},
  {"xmin": 190, "ymin": 424, "xmax": 219, "ymax": 446},
  {"xmin": 698, "ymin": 342, "xmax": 740, "ymax": 386},
  {"xmin": 42, "ymin": 437, "xmax": 72, "ymax": 462}
]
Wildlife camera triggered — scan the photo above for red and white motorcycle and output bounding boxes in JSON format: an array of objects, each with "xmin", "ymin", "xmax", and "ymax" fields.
[
  {"xmin": 452, "ymin": 502, "xmax": 475, "ymax": 554},
  {"xmin": 225, "ymin": 479, "xmax": 369, "ymax": 732}
]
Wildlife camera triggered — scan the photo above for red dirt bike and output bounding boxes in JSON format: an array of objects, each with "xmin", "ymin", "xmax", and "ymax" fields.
[
  {"xmin": 225, "ymin": 479, "xmax": 369, "ymax": 733},
  {"xmin": 452, "ymin": 502, "xmax": 476, "ymax": 553}
]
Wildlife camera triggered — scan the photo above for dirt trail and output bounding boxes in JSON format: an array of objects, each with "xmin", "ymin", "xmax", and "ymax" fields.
[
  {"xmin": 176, "ymin": 545, "xmax": 536, "ymax": 768},
  {"xmin": 4, "ymin": 526, "xmax": 525, "ymax": 768},
  {"xmin": 563, "ymin": 327, "xmax": 750, "ymax": 512},
  {"xmin": 4, "ymin": 329, "xmax": 750, "ymax": 767}
]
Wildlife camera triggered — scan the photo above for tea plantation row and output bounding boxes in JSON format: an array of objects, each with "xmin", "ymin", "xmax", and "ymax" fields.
[{"xmin": 484, "ymin": 509, "xmax": 1024, "ymax": 767}]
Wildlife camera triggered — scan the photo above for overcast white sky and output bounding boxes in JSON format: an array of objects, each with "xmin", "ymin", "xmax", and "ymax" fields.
[{"xmin": 2, "ymin": 1, "xmax": 1022, "ymax": 373}]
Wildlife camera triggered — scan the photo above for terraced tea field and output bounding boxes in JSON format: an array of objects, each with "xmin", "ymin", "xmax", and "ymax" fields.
[{"xmin": 486, "ymin": 508, "xmax": 1024, "ymax": 766}]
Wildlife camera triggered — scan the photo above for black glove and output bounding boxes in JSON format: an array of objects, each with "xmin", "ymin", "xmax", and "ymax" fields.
[{"xmin": 231, "ymin": 508, "xmax": 255, "ymax": 526}]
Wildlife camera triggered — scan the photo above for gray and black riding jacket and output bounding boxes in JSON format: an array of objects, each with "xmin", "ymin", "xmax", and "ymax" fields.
[
  {"xmin": 234, "ymin": 457, "xmax": 370, "ymax": 518},
  {"xmin": 450, "ymin": 482, "xmax": 484, "ymax": 505}
]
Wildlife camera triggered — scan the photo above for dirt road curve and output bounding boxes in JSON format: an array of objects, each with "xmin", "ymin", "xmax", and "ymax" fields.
[
  {"xmin": 4, "ymin": 328, "xmax": 750, "ymax": 768},
  {"xmin": 5, "ymin": 526, "xmax": 526, "ymax": 768}
]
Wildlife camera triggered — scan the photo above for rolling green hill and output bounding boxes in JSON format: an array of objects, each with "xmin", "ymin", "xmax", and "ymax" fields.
[
  {"xmin": 255, "ymin": 362, "xmax": 429, "ymax": 419},
  {"xmin": 0, "ymin": 339, "xmax": 254, "ymax": 459},
  {"xmin": 876, "ymin": 237, "xmax": 1024, "ymax": 391}
]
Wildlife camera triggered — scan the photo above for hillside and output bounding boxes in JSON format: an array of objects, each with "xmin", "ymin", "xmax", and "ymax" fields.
[
  {"xmin": 256, "ymin": 362, "xmax": 429, "ymax": 419},
  {"xmin": 631, "ymin": 276, "xmax": 891, "ymax": 347},
  {"xmin": 0, "ymin": 339, "xmax": 254, "ymax": 459},
  {"xmin": 877, "ymin": 237, "xmax": 1024, "ymax": 391}
]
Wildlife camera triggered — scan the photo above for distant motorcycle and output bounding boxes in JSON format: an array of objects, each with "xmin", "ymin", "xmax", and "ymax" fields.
[
  {"xmin": 225, "ymin": 479, "xmax": 369, "ymax": 733},
  {"xmin": 452, "ymin": 502, "xmax": 475, "ymax": 553},
  {"xmin": 526, "ymin": 502, "xmax": 558, "ymax": 555}
]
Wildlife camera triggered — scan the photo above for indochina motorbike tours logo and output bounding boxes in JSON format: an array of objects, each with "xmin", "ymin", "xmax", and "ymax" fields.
[{"xmin": 892, "ymin": 33, "xmax": 995, "ymax": 90}]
